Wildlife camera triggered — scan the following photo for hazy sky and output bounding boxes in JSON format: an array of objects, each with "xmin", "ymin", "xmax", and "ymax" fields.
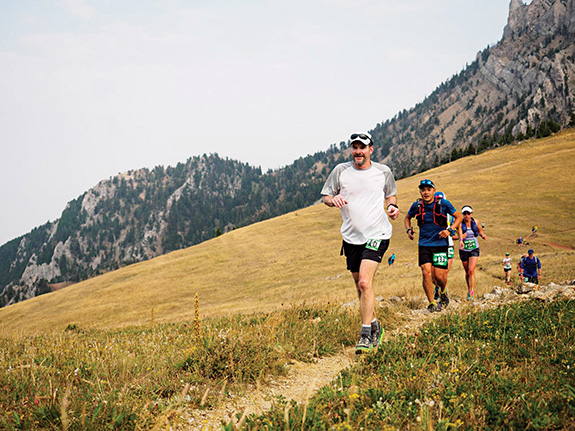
[{"xmin": 0, "ymin": 0, "xmax": 512, "ymax": 245}]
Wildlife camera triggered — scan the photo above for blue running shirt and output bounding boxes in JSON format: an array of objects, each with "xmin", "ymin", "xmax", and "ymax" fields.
[{"xmin": 407, "ymin": 198, "xmax": 457, "ymax": 247}]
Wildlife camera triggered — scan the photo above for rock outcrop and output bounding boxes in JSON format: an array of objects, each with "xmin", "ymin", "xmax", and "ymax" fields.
[{"xmin": 371, "ymin": 0, "xmax": 575, "ymax": 177}]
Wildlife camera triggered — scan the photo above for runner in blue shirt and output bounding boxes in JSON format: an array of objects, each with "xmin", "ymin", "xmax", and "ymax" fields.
[
  {"xmin": 404, "ymin": 179, "xmax": 463, "ymax": 312},
  {"xmin": 520, "ymin": 248, "xmax": 542, "ymax": 285}
]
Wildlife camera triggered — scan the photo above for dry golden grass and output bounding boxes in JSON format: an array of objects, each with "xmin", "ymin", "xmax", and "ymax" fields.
[{"xmin": 2, "ymin": 130, "xmax": 575, "ymax": 337}]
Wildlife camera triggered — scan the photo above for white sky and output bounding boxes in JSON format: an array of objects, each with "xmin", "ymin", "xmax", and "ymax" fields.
[{"xmin": 0, "ymin": 0, "xmax": 512, "ymax": 245}]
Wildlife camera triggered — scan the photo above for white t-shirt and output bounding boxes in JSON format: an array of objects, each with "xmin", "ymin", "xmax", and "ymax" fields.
[{"xmin": 321, "ymin": 161, "xmax": 397, "ymax": 245}]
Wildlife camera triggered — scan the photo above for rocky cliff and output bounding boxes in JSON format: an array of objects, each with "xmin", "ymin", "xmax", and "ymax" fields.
[{"xmin": 370, "ymin": 0, "xmax": 575, "ymax": 176}]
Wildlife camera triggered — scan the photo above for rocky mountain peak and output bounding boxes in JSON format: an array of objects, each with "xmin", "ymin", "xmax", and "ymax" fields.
[{"xmin": 504, "ymin": 0, "xmax": 575, "ymax": 40}]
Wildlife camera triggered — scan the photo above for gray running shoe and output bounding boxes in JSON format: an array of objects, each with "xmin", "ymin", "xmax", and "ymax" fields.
[
  {"xmin": 355, "ymin": 333, "xmax": 372, "ymax": 354},
  {"xmin": 427, "ymin": 303, "xmax": 441, "ymax": 313},
  {"xmin": 440, "ymin": 289, "xmax": 450, "ymax": 308},
  {"xmin": 371, "ymin": 320, "xmax": 384, "ymax": 348}
]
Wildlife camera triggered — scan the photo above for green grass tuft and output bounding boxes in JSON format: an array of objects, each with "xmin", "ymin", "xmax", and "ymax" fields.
[
  {"xmin": 0, "ymin": 303, "xmax": 375, "ymax": 430},
  {"xmin": 239, "ymin": 299, "xmax": 575, "ymax": 430}
]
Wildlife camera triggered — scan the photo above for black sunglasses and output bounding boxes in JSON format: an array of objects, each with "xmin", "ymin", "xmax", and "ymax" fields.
[
  {"xmin": 463, "ymin": 211, "xmax": 471, "ymax": 215},
  {"xmin": 350, "ymin": 133, "xmax": 370, "ymax": 140}
]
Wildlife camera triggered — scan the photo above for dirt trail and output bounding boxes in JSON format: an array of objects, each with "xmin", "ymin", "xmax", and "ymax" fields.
[
  {"xmin": 178, "ymin": 349, "xmax": 354, "ymax": 430},
  {"xmin": 541, "ymin": 241, "xmax": 575, "ymax": 251},
  {"xmin": 176, "ymin": 282, "xmax": 575, "ymax": 430}
]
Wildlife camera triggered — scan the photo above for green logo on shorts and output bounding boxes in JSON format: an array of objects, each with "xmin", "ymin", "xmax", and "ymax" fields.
[
  {"xmin": 366, "ymin": 239, "xmax": 382, "ymax": 251},
  {"xmin": 433, "ymin": 252, "xmax": 448, "ymax": 268}
]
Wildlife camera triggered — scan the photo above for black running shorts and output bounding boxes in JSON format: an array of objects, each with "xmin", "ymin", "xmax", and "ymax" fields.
[
  {"xmin": 459, "ymin": 248, "xmax": 480, "ymax": 262},
  {"xmin": 418, "ymin": 245, "xmax": 449, "ymax": 268},
  {"xmin": 342, "ymin": 239, "xmax": 390, "ymax": 273}
]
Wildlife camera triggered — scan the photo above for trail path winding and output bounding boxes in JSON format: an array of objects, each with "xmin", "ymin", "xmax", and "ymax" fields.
[{"xmin": 177, "ymin": 282, "xmax": 575, "ymax": 430}]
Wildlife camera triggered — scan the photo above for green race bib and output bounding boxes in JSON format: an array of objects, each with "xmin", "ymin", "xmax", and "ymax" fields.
[
  {"xmin": 463, "ymin": 238, "xmax": 477, "ymax": 251},
  {"xmin": 366, "ymin": 239, "xmax": 382, "ymax": 251},
  {"xmin": 433, "ymin": 252, "xmax": 448, "ymax": 268}
]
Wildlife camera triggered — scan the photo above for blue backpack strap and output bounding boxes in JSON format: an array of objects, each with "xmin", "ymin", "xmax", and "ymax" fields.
[{"xmin": 470, "ymin": 218, "xmax": 480, "ymax": 236}]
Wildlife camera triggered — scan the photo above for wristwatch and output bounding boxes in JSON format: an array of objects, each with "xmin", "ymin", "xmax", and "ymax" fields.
[{"xmin": 447, "ymin": 227, "xmax": 453, "ymax": 234}]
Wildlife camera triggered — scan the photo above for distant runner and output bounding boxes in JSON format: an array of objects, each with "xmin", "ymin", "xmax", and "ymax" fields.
[
  {"xmin": 404, "ymin": 179, "xmax": 462, "ymax": 313},
  {"xmin": 457, "ymin": 205, "xmax": 487, "ymax": 301},
  {"xmin": 520, "ymin": 248, "xmax": 542, "ymax": 285},
  {"xmin": 321, "ymin": 132, "xmax": 400, "ymax": 354},
  {"xmin": 502, "ymin": 252, "xmax": 512, "ymax": 285}
]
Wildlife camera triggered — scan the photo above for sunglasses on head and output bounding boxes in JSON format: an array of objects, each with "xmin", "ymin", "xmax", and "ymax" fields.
[
  {"xmin": 350, "ymin": 133, "xmax": 370, "ymax": 140},
  {"xmin": 350, "ymin": 133, "xmax": 373, "ymax": 145}
]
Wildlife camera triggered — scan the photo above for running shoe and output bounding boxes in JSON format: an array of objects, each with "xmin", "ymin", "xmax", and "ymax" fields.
[
  {"xmin": 427, "ymin": 303, "xmax": 441, "ymax": 313},
  {"xmin": 467, "ymin": 291, "xmax": 474, "ymax": 301},
  {"xmin": 433, "ymin": 286, "xmax": 440, "ymax": 302},
  {"xmin": 440, "ymin": 289, "xmax": 450, "ymax": 308},
  {"xmin": 371, "ymin": 320, "xmax": 384, "ymax": 348},
  {"xmin": 355, "ymin": 334, "xmax": 372, "ymax": 354}
]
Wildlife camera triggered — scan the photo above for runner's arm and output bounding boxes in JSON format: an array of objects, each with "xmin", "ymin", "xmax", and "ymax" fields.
[
  {"xmin": 323, "ymin": 195, "xmax": 347, "ymax": 208},
  {"xmin": 404, "ymin": 214, "xmax": 415, "ymax": 241},
  {"xmin": 476, "ymin": 218, "xmax": 487, "ymax": 239},
  {"xmin": 450, "ymin": 210, "xmax": 463, "ymax": 231},
  {"xmin": 385, "ymin": 195, "xmax": 400, "ymax": 220},
  {"xmin": 443, "ymin": 210, "xmax": 463, "ymax": 240}
]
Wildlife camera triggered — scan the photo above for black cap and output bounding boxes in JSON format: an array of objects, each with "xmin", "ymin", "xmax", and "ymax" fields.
[{"xmin": 418, "ymin": 179, "xmax": 435, "ymax": 189}]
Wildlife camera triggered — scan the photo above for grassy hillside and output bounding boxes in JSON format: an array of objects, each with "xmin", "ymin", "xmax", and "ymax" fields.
[{"xmin": 1, "ymin": 130, "xmax": 575, "ymax": 336}]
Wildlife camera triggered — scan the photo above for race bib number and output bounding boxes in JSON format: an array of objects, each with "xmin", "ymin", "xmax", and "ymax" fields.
[
  {"xmin": 463, "ymin": 239, "xmax": 477, "ymax": 251},
  {"xmin": 448, "ymin": 247, "xmax": 454, "ymax": 259},
  {"xmin": 366, "ymin": 239, "xmax": 382, "ymax": 251},
  {"xmin": 433, "ymin": 252, "xmax": 448, "ymax": 268}
]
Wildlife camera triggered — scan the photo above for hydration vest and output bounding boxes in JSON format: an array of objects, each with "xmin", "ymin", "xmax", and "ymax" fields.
[
  {"xmin": 461, "ymin": 218, "xmax": 480, "ymax": 236},
  {"xmin": 415, "ymin": 197, "xmax": 448, "ymax": 228},
  {"xmin": 522, "ymin": 256, "xmax": 541, "ymax": 275}
]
